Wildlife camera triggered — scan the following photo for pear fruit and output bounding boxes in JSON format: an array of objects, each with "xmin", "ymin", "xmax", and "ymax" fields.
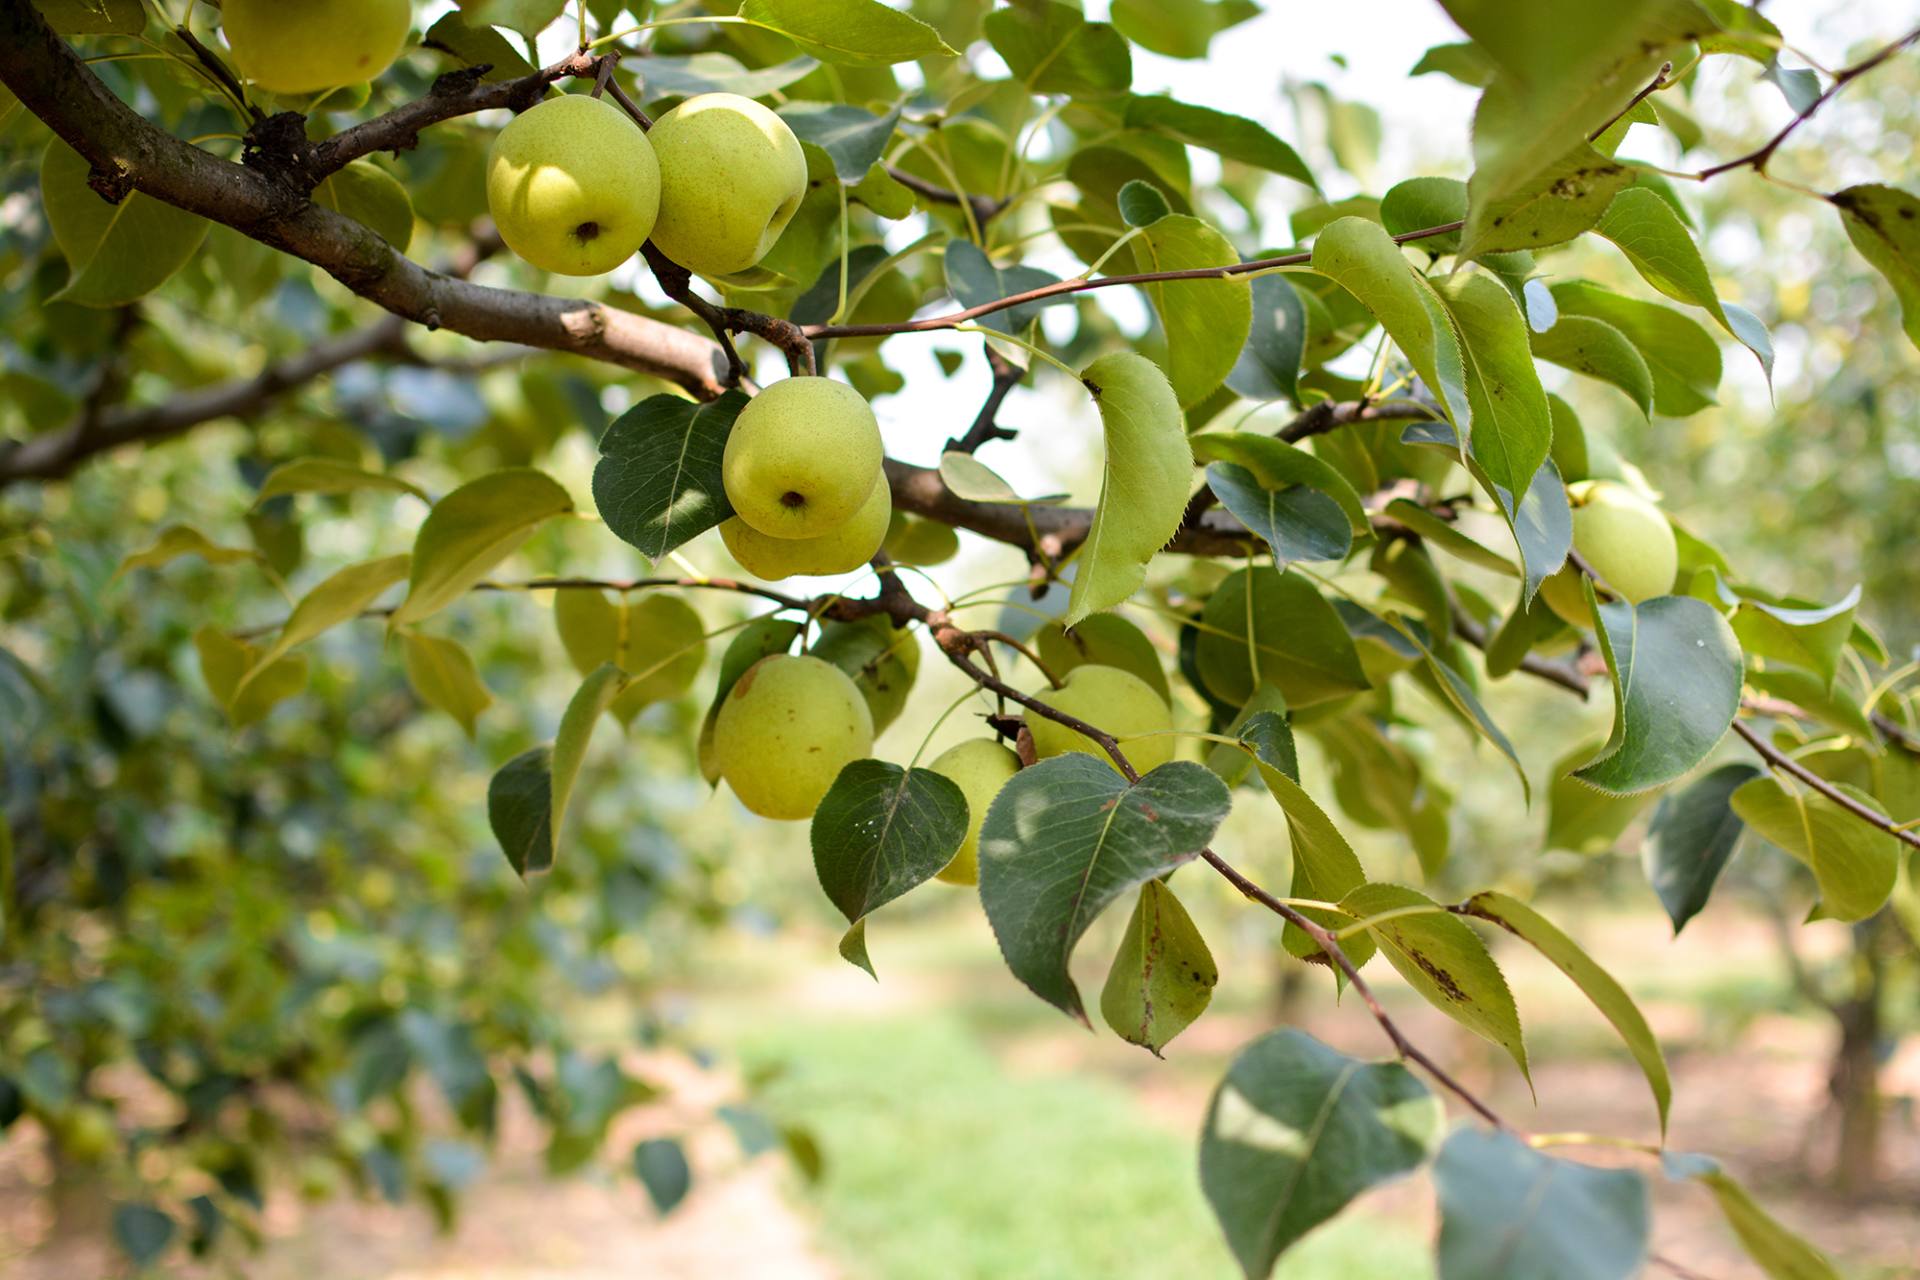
[
  {"xmin": 722, "ymin": 377, "xmax": 883, "ymax": 539},
  {"xmin": 1538, "ymin": 480, "xmax": 1678, "ymax": 626},
  {"xmin": 721, "ymin": 473, "xmax": 890, "ymax": 579},
  {"xmin": 714, "ymin": 655, "xmax": 873, "ymax": 820},
  {"xmin": 810, "ymin": 615, "xmax": 920, "ymax": 734},
  {"xmin": 927, "ymin": 738, "xmax": 1020, "ymax": 886},
  {"xmin": 1033, "ymin": 614, "xmax": 1170, "ymax": 702},
  {"xmin": 223, "ymin": 0, "xmax": 411, "ymax": 95},
  {"xmin": 647, "ymin": 92, "xmax": 808, "ymax": 276},
  {"xmin": 1027, "ymin": 664, "xmax": 1173, "ymax": 774},
  {"xmin": 486, "ymin": 94, "xmax": 660, "ymax": 277}
]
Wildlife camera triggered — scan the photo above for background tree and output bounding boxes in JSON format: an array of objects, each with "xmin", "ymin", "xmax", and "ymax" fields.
[{"xmin": 2, "ymin": 0, "xmax": 1918, "ymax": 1275}]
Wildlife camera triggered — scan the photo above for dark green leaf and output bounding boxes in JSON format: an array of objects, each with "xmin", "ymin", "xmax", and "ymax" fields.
[
  {"xmin": 113, "ymin": 1203, "xmax": 177, "ymax": 1267},
  {"xmin": 979, "ymin": 756, "xmax": 1231, "ymax": 1021},
  {"xmin": 1461, "ymin": 144, "xmax": 1630, "ymax": 259},
  {"xmin": 1514, "ymin": 460, "xmax": 1573, "ymax": 605},
  {"xmin": 1123, "ymin": 95, "xmax": 1316, "ymax": 188},
  {"xmin": 983, "ymin": 1, "xmax": 1131, "ymax": 97},
  {"xmin": 634, "ymin": 1138, "xmax": 692, "ymax": 1215},
  {"xmin": 1191, "ymin": 432, "xmax": 1369, "ymax": 535},
  {"xmin": 1436, "ymin": 1127, "xmax": 1649, "ymax": 1280},
  {"xmin": 1226, "ymin": 274, "xmax": 1307, "ymax": 403},
  {"xmin": 594, "ymin": 391, "xmax": 746, "ymax": 561},
  {"xmin": 1594, "ymin": 188, "xmax": 1770, "ymax": 379},
  {"xmin": 1643, "ymin": 763, "xmax": 1759, "ymax": 934},
  {"xmin": 1200, "ymin": 1030, "xmax": 1441, "ymax": 1280},
  {"xmin": 1575, "ymin": 596, "xmax": 1743, "ymax": 795},
  {"xmin": 489, "ymin": 746, "xmax": 553, "ymax": 877},
  {"xmin": 776, "ymin": 102, "xmax": 902, "ymax": 182},
  {"xmin": 943, "ymin": 240, "xmax": 1064, "ymax": 335},
  {"xmin": 1196, "ymin": 567, "xmax": 1371, "ymax": 710},
  {"xmin": 1100, "ymin": 878, "xmax": 1218, "ymax": 1055},
  {"xmin": 1530, "ymin": 314, "xmax": 1655, "ymax": 419},
  {"xmin": 1204, "ymin": 463, "xmax": 1351, "ymax": 567},
  {"xmin": 1116, "ymin": 179, "xmax": 1172, "ymax": 227},
  {"xmin": 1550, "ymin": 282, "xmax": 1721, "ymax": 416},
  {"xmin": 811, "ymin": 760, "xmax": 968, "ymax": 975}
]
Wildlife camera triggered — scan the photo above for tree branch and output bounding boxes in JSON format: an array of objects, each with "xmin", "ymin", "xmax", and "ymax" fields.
[
  {"xmin": 0, "ymin": 4, "xmax": 731, "ymax": 399},
  {"xmin": 945, "ymin": 344, "xmax": 1024, "ymax": 454},
  {"xmin": 882, "ymin": 164, "xmax": 1008, "ymax": 226},
  {"xmin": 1730, "ymin": 718, "xmax": 1920, "ymax": 852}
]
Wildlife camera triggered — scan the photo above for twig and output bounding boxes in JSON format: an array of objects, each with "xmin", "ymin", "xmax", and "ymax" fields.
[
  {"xmin": 173, "ymin": 23, "xmax": 261, "ymax": 122},
  {"xmin": 945, "ymin": 344, "xmax": 1024, "ymax": 454},
  {"xmin": 1450, "ymin": 602, "xmax": 1590, "ymax": 697},
  {"xmin": 1692, "ymin": 26, "xmax": 1920, "ymax": 179},
  {"xmin": 1730, "ymin": 718, "xmax": 1920, "ymax": 851},
  {"xmin": 882, "ymin": 164, "xmax": 1007, "ymax": 226},
  {"xmin": 1587, "ymin": 62, "xmax": 1671, "ymax": 143}
]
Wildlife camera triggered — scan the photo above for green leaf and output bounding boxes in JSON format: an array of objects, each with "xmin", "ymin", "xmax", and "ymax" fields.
[
  {"xmin": 1643, "ymin": 763, "xmax": 1759, "ymax": 934},
  {"xmin": 776, "ymin": 102, "xmax": 902, "ymax": 182},
  {"xmin": 1547, "ymin": 740, "xmax": 1652, "ymax": 854},
  {"xmin": 254, "ymin": 459, "xmax": 427, "ymax": 505},
  {"xmin": 1405, "ymin": 629, "xmax": 1530, "ymax": 801},
  {"xmin": 1128, "ymin": 214, "xmax": 1252, "ymax": 407},
  {"xmin": 1241, "ymin": 712, "xmax": 1375, "ymax": 968},
  {"xmin": 1662, "ymin": 1153, "xmax": 1841, "ymax": 1280},
  {"xmin": 230, "ymin": 554, "xmax": 408, "ymax": 703},
  {"xmin": 1514, "ymin": 460, "xmax": 1573, "ymax": 605},
  {"xmin": 594, "ymin": 391, "xmax": 745, "ymax": 562},
  {"xmin": 423, "ymin": 11, "xmax": 537, "ymax": 81},
  {"xmin": 1197, "ymin": 566, "xmax": 1370, "ymax": 709},
  {"xmin": 1461, "ymin": 144, "xmax": 1630, "ymax": 259},
  {"xmin": 1311, "ymin": 217, "xmax": 1472, "ymax": 427},
  {"xmin": 1063, "ymin": 351, "xmax": 1194, "ymax": 626},
  {"xmin": 983, "ymin": 1, "xmax": 1131, "ymax": 98},
  {"xmin": 1035, "ymin": 614, "xmax": 1170, "ymax": 702},
  {"xmin": 1723, "ymin": 582, "xmax": 1859, "ymax": 690},
  {"xmin": 488, "ymin": 665, "xmax": 627, "ymax": 877},
  {"xmin": 1226, "ymin": 274, "xmax": 1307, "ymax": 403},
  {"xmin": 634, "ymin": 1138, "xmax": 692, "ymax": 1216},
  {"xmin": 634, "ymin": 53, "xmax": 820, "ymax": 99},
  {"xmin": 1437, "ymin": 273, "xmax": 1552, "ymax": 526},
  {"xmin": 1550, "ymin": 282, "xmax": 1721, "ymax": 416},
  {"xmin": 401, "ymin": 631, "xmax": 492, "ymax": 739},
  {"xmin": 1111, "ymin": 0, "xmax": 1258, "ymax": 59},
  {"xmin": 1745, "ymin": 667, "xmax": 1874, "ymax": 743},
  {"xmin": 1100, "ymin": 878, "xmax": 1218, "ymax": 1056},
  {"xmin": 1123, "ymin": 96, "xmax": 1316, "ymax": 188},
  {"xmin": 809, "ymin": 615, "xmax": 919, "ymax": 735},
  {"xmin": 35, "ymin": 0, "xmax": 145, "ymax": 34},
  {"xmin": 314, "ymin": 160, "xmax": 414, "ymax": 252},
  {"xmin": 1436, "ymin": 1127, "xmax": 1649, "ymax": 1280},
  {"xmin": 195, "ymin": 627, "xmax": 307, "ymax": 728},
  {"xmin": 736, "ymin": 0, "xmax": 957, "ymax": 66},
  {"xmin": 1200, "ymin": 1030, "xmax": 1441, "ymax": 1280},
  {"xmin": 1191, "ymin": 433, "xmax": 1368, "ymax": 535},
  {"xmin": 1575, "ymin": 596, "xmax": 1743, "ymax": 795},
  {"xmin": 1117, "ymin": 179, "xmax": 1172, "ymax": 228},
  {"xmin": 1463, "ymin": 891, "xmax": 1671, "ymax": 1134},
  {"xmin": 1729, "ymin": 775, "xmax": 1899, "ymax": 923},
  {"xmin": 392, "ymin": 469, "xmax": 573, "ymax": 627},
  {"xmin": 42, "ymin": 139, "xmax": 208, "ymax": 307},
  {"xmin": 1205, "ymin": 464, "xmax": 1350, "ymax": 567},
  {"xmin": 550, "ymin": 665, "xmax": 626, "ymax": 863},
  {"xmin": 118, "ymin": 524, "xmax": 263, "ymax": 576},
  {"xmin": 943, "ymin": 240, "xmax": 1064, "ymax": 335},
  {"xmin": 1832, "ymin": 184, "xmax": 1920, "ymax": 351},
  {"xmin": 811, "ymin": 760, "xmax": 968, "ymax": 976},
  {"xmin": 978, "ymin": 755, "xmax": 1231, "ymax": 1022},
  {"xmin": 455, "ymin": 0, "xmax": 566, "ymax": 39},
  {"xmin": 1594, "ymin": 187, "xmax": 1769, "ymax": 377},
  {"xmin": 553, "ymin": 589, "xmax": 707, "ymax": 724},
  {"xmin": 1410, "ymin": 41, "xmax": 1496, "ymax": 87},
  {"xmin": 1530, "ymin": 315, "xmax": 1654, "ymax": 419},
  {"xmin": 1340, "ymin": 882, "xmax": 1529, "ymax": 1078},
  {"xmin": 1384, "ymin": 499, "xmax": 1517, "ymax": 577},
  {"xmin": 112, "ymin": 1202, "xmax": 177, "ymax": 1268},
  {"xmin": 1380, "ymin": 176, "xmax": 1467, "ymax": 253}
]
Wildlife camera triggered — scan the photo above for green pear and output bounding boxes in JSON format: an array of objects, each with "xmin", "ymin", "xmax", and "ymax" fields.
[
  {"xmin": 696, "ymin": 616, "xmax": 804, "ymax": 784},
  {"xmin": 714, "ymin": 655, "xmax": 873, "ymax": 820},
  {"xmin": 487, "ymin": 94, "xmax": 660, "ymax": 277},
  {"xmin": 1027, "ymin": 664, "xmax": 1173, "ymax": 774},
  {"xmin": 223, "ymin": 0, "xmax": 411, "ymax": 94},
  {"xmin": 1538, "ymin": 480, "xmax": 1678, "ymax": 626},
  {"xmin": 809, "ymin": 614, "xmax": 921, "ymax": 734},
  {"xmin": 722, "ymin": 377, "xmax": 883, "ymax": 539},
  {"xmin": 927, "ymin": 738, "xmax": 1020, "ymax": 886},
  {"xmin": 1034, "ymin": 614, "xmax": 1170, "ymax": 702},
  {"xmin": 647, "ymin": 92, "xmax": 807, "ymax": 276},
  {"xmin": 721, "ymin": 473, "xmax": 890, "ymax": 579}
]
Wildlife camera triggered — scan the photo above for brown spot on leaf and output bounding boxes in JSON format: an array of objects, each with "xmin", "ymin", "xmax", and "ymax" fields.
[{"xmin": 1406, "ymin": 947, "xmax": 1469, "ymax": 1002}]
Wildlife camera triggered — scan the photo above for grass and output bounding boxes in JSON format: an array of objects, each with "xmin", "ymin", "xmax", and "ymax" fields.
[{"xmin": 734, "ymin": 1010, "xmax": 1433, "ymax": 1280}]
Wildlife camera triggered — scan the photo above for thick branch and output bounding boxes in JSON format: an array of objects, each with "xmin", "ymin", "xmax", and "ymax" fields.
[
  {"xmin": 0, "ymin": 4, "xmax": 730, "ymax": 399},
  {"xmin": 0, "ymin": 316, "xmax": 412, "ymax": 487},
  {"xmin": 946, "ymin": 344, "xmax": 1024, "ymax": 454}
]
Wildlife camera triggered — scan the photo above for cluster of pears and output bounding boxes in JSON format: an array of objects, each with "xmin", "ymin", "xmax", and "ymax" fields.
[
  {"xmin": 717, "ymin": 376, "xmax": 894, "ymax": 580},
  {"xmin": 1537, "ymin": 480, "xmax": 1679, "ymax": 626},
  {"xmin": 708, "ymin": 610, "xmax": 1178, "ymax": 888},
  {"xmin": 486, "ymin": 89, "xmax": 808, "ymax": 278}
]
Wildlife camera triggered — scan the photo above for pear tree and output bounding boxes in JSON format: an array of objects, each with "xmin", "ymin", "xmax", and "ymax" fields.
[{"xmin": 3, "ymin": 0, "xmax": 1920, "ymax": 1275}]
